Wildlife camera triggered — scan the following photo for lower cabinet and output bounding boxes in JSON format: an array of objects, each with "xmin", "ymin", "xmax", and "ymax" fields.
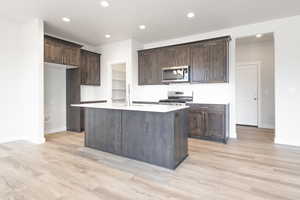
[
  {"xmin": 85, "ymin": 109, "xmax": 122, "ymax": 155},
  {"xmin": 187, "ymin": 104, "xmax": 229, "ymax": 143},
  {"xmin": 84, "ymin": 108, "xmax": 188, "ymax": 169}
]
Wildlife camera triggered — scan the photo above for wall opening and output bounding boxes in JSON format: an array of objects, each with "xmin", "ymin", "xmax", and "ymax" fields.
[
  {"xmin": 235, "ymin": 33, "xmax": 275, "ymax": 143},
  {"xmin": 111, "ymin": 63, "xmax": 127, "ymax": 103}
]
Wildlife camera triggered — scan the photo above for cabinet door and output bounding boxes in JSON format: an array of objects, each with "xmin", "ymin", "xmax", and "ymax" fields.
[
  {"xmin": 188, "ymin": 110, "xmax": 208, "ymax": 137},
  {"xmin": 206, "ymin": 111, "xmax": 225, "ymax": 139},
  {"xmin": 80, "ymin": 50, "xmax": 101, "ymax": 85},
  {"xmin": 209, "ymin": 40, "xmax": 228, "ymax": 82},
  {"xmin": 62, "ymin": 44, "xmax": 81, "ymax": 66},
  {"xmin": 158, "ymin": 46, "xmax": 190, "ymax": 68},
  {"xmin": 61, "ymin": 44, "xmax": 72, "ymax": 65},
  {"xmin": 87, "ymin": 52, "xmax": 101, "ymax": 85},
  {"xmin": 191, "ymin": 39, "xmax": 228, "ymax": 83},
  {"xmin": 44, "ymin": 38, "xmax": 63, "ymax": 64},
  {"xmin": 80, "ymin": 50, "xmax": 88, "ymax": 84},
  {"xmin": 138, "ymin": 50, "xmax": 160, "ymax": 85},
  {"xmin": 158, "ymin": 47, "xmax": 176, "ymax": 68},
  {"xmin": 175, "ymin": 45, "xmax": 190, "ymax": 66},
  {"xmin": 85, "ymin": 109, "xmax": 122, "ymax": 155},
  {"xmin": 70, "ymin": 46, "xmax": 81, "ymax": 66},
  {"xmin": 44, "ymin": 38, "xmax": 53, "ymax": 63},
  {"xmin": 190, "ymin": 43, "xmax": 210, "ymax": 82}
]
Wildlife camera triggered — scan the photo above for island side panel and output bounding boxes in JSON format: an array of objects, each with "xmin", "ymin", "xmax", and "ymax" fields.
[
  {"xmin": 85, "ymin": 108, "xmax": 122, "ymax": 155},
  {"xmin": 173, "ymin": 110, "xmax": 189, "ymax": 167},
  {"xmin": 122, "ymin": 111, "xmax": 175, "ymax": 169}
]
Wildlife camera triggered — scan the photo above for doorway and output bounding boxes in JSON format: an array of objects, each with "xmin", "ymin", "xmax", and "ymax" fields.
[
  {"xmin": 236, "ymin": 62, "xmax": 260, "ymax": 126},
  {"xmin": 111, "ymin": 63, "xmax": 126, "ymax": 103},
  {"xmin": 235, "ymin": 33, "xmax": 275, "ymax": 142}
]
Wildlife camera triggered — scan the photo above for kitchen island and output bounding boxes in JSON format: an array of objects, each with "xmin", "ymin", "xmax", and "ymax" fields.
[{"xmin": 72, "ymin": 103, "xmax": 189, "ymax": 169}]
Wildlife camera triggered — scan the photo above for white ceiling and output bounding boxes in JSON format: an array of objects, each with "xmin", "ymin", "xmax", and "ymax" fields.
[{"xmin": 1, "ymin": 0, "xmax": 300, "ymax": 46}]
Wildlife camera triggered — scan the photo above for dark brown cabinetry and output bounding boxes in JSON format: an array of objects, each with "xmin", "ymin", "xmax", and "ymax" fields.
[
  {"xmin": 85, "ymin": 108, "xmax": 188, "ymax": 169},
  {"xmin": 187, "ymin": 104, "xmax": 229, "ymax": 143},
  {"xmin": 80, "ymin": 49, "xmax": 101, "ymax": 85},
  {"xmin": 66, "ymin": 69, "xmax": 81, "ymax": 132},
  {"xmin": 158, "ymin": 45, "xmax": 190, "ymax": 68},
  {"xmin": 138, "ymin": 49, "xmax": 160, "ymax": 85},
  {"xmin": 138, "ymin": 36, "xmax": 230, "ymax": 85},
  {"xmin": 44, "ymin": 35, "xmax": 82, "ymax": 66},
  {"xmin": 190, "ymin": 39, "xmax": 229, "ymax": 83}
]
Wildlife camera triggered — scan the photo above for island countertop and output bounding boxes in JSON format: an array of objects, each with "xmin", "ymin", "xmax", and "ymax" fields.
[{"xmin": 72, "ymin": 103, "xmax": 189, "ymax": 113}]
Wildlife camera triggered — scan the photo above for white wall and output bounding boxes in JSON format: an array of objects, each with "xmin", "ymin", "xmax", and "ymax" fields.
[
  {"xmin": 44, "ymin": 64, "xmax": 66, "ymax": 134},
  {"xmin": 0, "ymin": 18, "xmax": 26, "ymax": 143},
  {"xmin": 0, "ymin": 18, "xmax": 44, "ymax": 144},
  {"xmin": 236, "ymin": 38, "xmax": 275, "ymax": 128}
]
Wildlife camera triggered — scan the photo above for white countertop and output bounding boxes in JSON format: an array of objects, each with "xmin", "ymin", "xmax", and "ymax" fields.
[
  {"xmin": 72, "ymin": 103, "xmax": 189, "ymax": 113},
  {"xmin": 133, "ymin": 100, "xmax": 230, "ymax": 105}
]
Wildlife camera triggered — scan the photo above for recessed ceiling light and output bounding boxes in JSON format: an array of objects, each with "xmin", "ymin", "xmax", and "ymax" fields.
[
  {"xmin": 105, "ymin": 34, "xmax": 111, "ymax": 38},
  {"xmin": 256, "ymin": 34, "xmax": 263, "ymax": 38},
  {"xmin": 139, "ymin": 25, "xmax": 146, "ymax": 30},
  {"xmin": 187, "ymin": 12, "xmax": 195, "ymax": 19},
  {"xmin": 100, "ymin": 1, "xmax": 110, "ymax": 7},
  {"xmin": 62, "ymin": 17, "xmax": 71, "ymax": 22}
]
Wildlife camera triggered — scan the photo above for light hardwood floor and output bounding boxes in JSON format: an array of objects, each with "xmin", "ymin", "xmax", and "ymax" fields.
[{"xmin": 1, "ymin": 127, "xmax": 300, "ymax": 200}]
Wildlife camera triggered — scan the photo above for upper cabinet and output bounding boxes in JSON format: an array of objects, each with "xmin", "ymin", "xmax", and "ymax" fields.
[
  {"xmin": 44, "ymin": 35, "xmax": 82, "ymax": 67},
  {"xmin": 80, "ymin": 49, "xmax": 101, "ymax": 86},
  {"xmin": 158, "ymin": 45, "xmax": 190, "ymax": 68},
  {"xmin": 138, "ymin": 49, "xmax": 160, "ymax": 85},
  {"xmin": 190, "ymin": 39, "xmax": 229, "ymax": 83},
  {"xmin": 138, "ymin": 36, "xmax": 230, "ymax": 85}
]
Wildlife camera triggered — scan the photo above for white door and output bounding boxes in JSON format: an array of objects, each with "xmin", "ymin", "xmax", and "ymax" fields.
[{"xmin": 236, "ymin": 64, "xmax": 259, "ymax": 126}]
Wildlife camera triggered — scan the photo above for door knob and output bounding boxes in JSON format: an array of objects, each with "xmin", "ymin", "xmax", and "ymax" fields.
[{"xmin": 254, "ymin": 98, "xmax": 257, "ymax": 100}]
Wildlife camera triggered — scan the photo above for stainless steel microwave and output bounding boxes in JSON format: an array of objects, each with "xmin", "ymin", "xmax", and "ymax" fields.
[{"xmin": 162, "ymin": 66, "xmax": 190, "ymax": 83}]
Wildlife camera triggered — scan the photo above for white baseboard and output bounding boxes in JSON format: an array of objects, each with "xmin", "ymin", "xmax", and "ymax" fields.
[
  {"xmin": 27, "ymin": 137, "xmax": 46, "ymax": 144},
  {"xmin": 275, "ymin": 137, "xmax": 300, "ymax": 147},
  {"xmin": 45, "ymin": 126, "xmax": 67, "ymax": 135},
  {"xmin": 0, "ymin": 136, "xmax": 45, "ymax": 144},
  {"xmin": 260, "ymin": 123, "xmax": 275, "ymax": 129},
  {"xmin": 0, "ymin": 137, "xmax": 26, "ymax": 144}
]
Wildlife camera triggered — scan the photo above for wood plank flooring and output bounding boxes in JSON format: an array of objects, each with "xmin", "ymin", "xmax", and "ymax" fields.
[{"xmin": 1, "ymin": 127, "xmax": 300, "ymax": 200}]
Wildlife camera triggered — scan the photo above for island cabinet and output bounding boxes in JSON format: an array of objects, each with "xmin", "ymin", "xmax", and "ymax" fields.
[
  {"xmin": 83, "ymin": 107, "xmax": 189, "ymax": 169},
  {"xmin": 85, "ymin": 109, "xmax": 122, "ymax": 155},
  {"xmin": 138, "ymin": 36, "xmax": 230, "ymax": 85},
  {"xmin": 44, "ymin": 35, "xmax": 82, "ymax": 67},
  {"xmin": 80, "ymin": 49, "xmax": 101, "ymax": 85},
  {"xmin": 187, "ymin": 104, "xmax": 229, "ymax": 144}
]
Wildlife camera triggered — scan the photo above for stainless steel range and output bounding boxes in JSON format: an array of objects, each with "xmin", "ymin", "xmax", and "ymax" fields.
[{"xmin": 159, "ymin": 91, "xmax": 193, "ymax": 106}]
